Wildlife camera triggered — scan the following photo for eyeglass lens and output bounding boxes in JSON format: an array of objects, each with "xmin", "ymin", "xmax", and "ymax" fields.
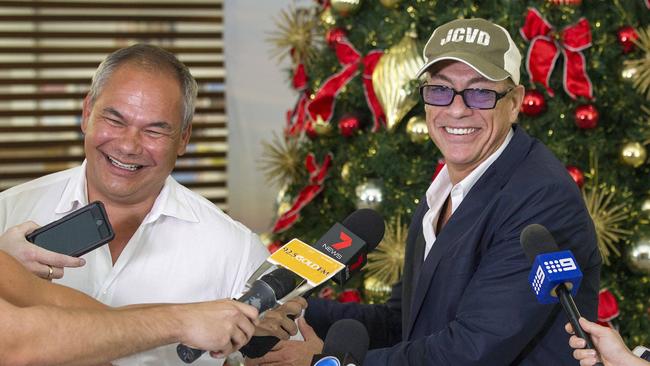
[{"xmin": 421, "ymin": 85, "xmax": 498, "ymax": 109}]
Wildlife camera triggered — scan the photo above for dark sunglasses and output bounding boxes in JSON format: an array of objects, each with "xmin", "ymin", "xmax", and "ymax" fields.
[{"xmin": 419, "ymin": 85, "xmax": 513, "ymax": 110}]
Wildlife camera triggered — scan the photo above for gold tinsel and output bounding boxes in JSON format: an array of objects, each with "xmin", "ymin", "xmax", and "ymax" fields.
[
  {"xmin": 259, "ymin": 133, "xmax": 302, "ymax": 187},
  {"xmin": 267, "ymin": 5, "xmax": 320, "ymax": 64},
  {"xmin": 364, "ymin": 216, "xmax": 407, "ymax": 285},
  {"xmin": 583, "ymin": 158, "xmax": 633, "ymax": 265},
  {"xmin": 624, "ymin": 26, "xmax": 650, "ymax": 101}
]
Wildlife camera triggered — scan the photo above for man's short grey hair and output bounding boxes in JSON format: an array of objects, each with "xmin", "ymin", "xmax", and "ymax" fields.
[{"xmin": 87, "ymin": 44, "xmax": 198, "ymax": 131}]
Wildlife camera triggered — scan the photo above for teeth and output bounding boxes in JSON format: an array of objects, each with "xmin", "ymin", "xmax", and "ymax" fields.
[
  {"xmin": 445, "ymin": 127, "xmax": 476, "ymax": 135},
  {"xmin": 107, "ymin": 156, "xmax": 141, "ymax": 171}
]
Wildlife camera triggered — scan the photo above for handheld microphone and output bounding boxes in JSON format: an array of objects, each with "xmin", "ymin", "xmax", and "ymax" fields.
[
  {"xmin": 176, "ymin": 268, "xmax": 296, "ymax": 363},
  {"xmin": 311, "ymin": 319, "xmax": 369, "ymax": 366},
  {"xmin": 239, "ymin": 209, "xmax": 384, "ymax": 359},
  {"xmin": 520, "ymin": 224, "xmax": 602, "ymax": 365}
]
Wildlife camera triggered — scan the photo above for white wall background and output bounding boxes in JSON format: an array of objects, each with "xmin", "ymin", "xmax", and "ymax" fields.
[{"xmin": 225, "ymin": 1, "xmax": 300, "ymax": 233}]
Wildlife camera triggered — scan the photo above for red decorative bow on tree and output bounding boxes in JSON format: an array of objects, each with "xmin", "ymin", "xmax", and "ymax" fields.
[
  {"xmin": 520, "ymin": 8, "xmax": 594, "ymax": 100},
  {"xmin": 307, "ymin": 28, "xmax": 386, "ymax": 131},
  {"xmin": 285, "ymin": 62, "xmax": 310, "ymax": 137},
  {"xmin": 272, "ymin": 152, "xmax": 333, "ymax": 233},
  {"xmin": 597, "ymin": 288, "xmax": 620, "ymax": 328}
]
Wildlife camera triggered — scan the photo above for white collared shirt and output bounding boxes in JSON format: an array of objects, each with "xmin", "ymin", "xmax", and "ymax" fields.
[
  {"xmin": 0, "ymin": 161, "xmax": 269, "ymax": 366},
  {"xmin": 422, "ymin": 128, "xmax": 514, "ymax": 259}
]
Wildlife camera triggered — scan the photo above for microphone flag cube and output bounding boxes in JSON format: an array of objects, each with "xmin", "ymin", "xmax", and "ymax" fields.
[{"xmin": 528, "ymin": 250, "xmax": 583, "ymax": 304}]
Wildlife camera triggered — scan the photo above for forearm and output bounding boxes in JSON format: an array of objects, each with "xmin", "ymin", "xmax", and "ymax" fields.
[
  {"xmin": 1, "ymin": 302, "xmax": 183, "ymax": 366},
  {"xmin": 0, "ymin": 251, "xmax": 105, "ymax": 309}
]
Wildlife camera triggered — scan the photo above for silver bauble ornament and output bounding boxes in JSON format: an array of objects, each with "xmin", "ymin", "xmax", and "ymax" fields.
[
  {"xmin": 355, "ymin": 179, "xmax": 383, "ymax": 210},
  {"xmin": 628, "ymin": 237, "xmax": 650, "ymax": 274}
]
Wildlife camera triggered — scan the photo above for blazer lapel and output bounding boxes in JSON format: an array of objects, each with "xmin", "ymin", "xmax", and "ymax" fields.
[{"xmin": 401, "ymin": 228, "xmax": 425, "ymax": 340}]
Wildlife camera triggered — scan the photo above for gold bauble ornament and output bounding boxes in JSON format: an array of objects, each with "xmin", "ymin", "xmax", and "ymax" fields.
[
  {"xmin": 363, "ymin": 276, "xmax": 392, "ymax": 303},
  {"xmin": 372, "ymin": 32, "xmax": 424, "ymax": 131},
  {"xmin": 341, "ymin": 162, "xmax": 352, "ymax": 182},
  {"xmin": 313, "ymin": 116, "xmax": 333, "ymax": 136},
  {"xmin": 405, "ymin": 116, "xmax": 429, "ymax": 144},
  {"xmin": 628, "ymin": 237, "xmax": 650, "ymax": 274},
  {"xmin": 330, "ymin": 0, "xmax": 361, "ymax": 16},
  {"xmin": 276, "ymin": 184, "xmax": 293, "ymax": 216},
  {"xmin": 379, "ymin": 0, "xmax": 403, "ymax": 8},
  {"xmin": 620, "ymin": 142, "xmax": 647, "ymax": 168},
  {"xmin": 320, "ymin": 7, "xmax": 336, "ymax": 30}
]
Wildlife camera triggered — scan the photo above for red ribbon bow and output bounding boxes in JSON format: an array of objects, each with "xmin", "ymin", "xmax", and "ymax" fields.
[
  {"xmin": 597, "ymin": 288, "xmax": 620, "ymax": 328},
  {"xmin": 520, "ymin": 8, "xmax": 593, "ymax": 99},
  {"xmin": 307, "ymin": 28, "xmax": 386, "ymax": 131},
  {"xmin": 285, "ymin": 63, "xmax": 310, "ymax": 137},
  {"xmin": 272, "ymin": 152, "xmax": 333, "ymax": 233}
]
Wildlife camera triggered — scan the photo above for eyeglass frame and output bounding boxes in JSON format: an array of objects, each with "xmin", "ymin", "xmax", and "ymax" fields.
[{"xmin": 419, "ymin": 84, "xmax": 514, "ymax": 110}]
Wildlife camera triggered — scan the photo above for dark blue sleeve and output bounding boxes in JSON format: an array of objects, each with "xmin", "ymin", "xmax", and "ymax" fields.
[{"xmin": 305, "ymin": 280, "xmax": 403, "ymax": 349}]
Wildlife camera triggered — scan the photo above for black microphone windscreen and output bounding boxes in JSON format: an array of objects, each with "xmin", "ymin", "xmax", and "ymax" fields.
[
  {"xmin": 322, "ymin": 319, "xmax": 369, "ymax": 364},
  {"xmin": 520, "ymin": 224, "xmax": 560, "ymax": 264},
  {"xmin": 260, "ymin": 268, "xmax": 297, "ymax": 299},
  {"xmin": 341, "ymin": 209, "xmax": 385, "ymax": 251}
]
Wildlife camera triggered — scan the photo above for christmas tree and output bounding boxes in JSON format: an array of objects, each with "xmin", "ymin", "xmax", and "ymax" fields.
[{"xmin": 261, "ymin": 0, "xmax": 650, "ymax": 345}]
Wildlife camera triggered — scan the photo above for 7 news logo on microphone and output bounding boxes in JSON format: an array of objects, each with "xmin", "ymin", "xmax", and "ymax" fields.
[
  {"xmin": 528, "ymin": 250, "xmax": 582, "ymax": 304},
  {"xmin": 314, "ymin": 223, "xmax": 367, "ymax": 284}
]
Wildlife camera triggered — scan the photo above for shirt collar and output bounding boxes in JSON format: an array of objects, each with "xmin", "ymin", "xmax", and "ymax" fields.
[
  {"xmin": 55, "ymin": 160, "xmax": 198, "ymax": 224},
  {"xmin": 426, "ymin": 127, "xmax": 514, "ymax": 212},
  {"xmin": 143, "ymin": 176, "xmax": 199, "ymax": 224}
]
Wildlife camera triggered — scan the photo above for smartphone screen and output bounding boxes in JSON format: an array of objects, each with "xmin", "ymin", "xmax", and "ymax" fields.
[{"xmin": 27, "ymin": 202, "xmax": 114, "ymax": 257}]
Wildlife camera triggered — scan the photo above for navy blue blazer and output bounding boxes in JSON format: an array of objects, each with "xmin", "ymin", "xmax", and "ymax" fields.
[{"xmin": 306, "ymin": 125, "xmax": 602, "ymax": 365}]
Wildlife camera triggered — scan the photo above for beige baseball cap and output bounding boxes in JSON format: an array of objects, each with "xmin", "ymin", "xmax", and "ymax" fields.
[{"xmin": 416, "ymin": 18, "xmax": 521, "ymax": 85}]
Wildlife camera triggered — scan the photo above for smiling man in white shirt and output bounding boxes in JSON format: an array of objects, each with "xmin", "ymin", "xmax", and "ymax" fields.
[{"xmin": 0, "ymin": 44, "xmax": 301, "ymax": 366}]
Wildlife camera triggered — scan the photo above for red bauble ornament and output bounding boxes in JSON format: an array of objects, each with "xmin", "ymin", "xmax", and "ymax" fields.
[
  {"xmin": 617, "ymin": 26, "xmax": 639, "ymax": 54},
  {"xmin": 266, "ymin": 241, "xmax": 283, "ymax": 254},
  {"xmin": 337, "ymin": 289, "xmax": 362, "ymax": 303},
  {"xmin": 566, "ymin": 165, "xmax": 585, "ymax": 188},
  {"xmin": 574, "ymin": 104, "xmax": 599, "ymax": 130},
  {"xmin": 338, "ymin": 115, "xmax": 361, "ymax": 137},
  {"xmin": 520, "ymin": 90, "xmax": 547, "ymax": 117},
  {"xmin": 326, "ymin": 28, "xmax": 346, "ymax": 46}
]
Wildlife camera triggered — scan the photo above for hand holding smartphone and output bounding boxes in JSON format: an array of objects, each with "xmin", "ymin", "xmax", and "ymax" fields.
[{"xmin": 26, "ymin": 201, "xmax": 115, "ymax": 257}]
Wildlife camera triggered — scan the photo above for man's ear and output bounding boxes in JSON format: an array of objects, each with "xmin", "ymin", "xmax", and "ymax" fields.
[
  {"xmin": 508, "ymin": 85, "xmax": 525, "ymax": 123},
  {"xmin": 81, "ymin": 95, "xmax": 93, "ymax": 134},
  {"xmin": 177, "ymin": 123, "xmax": 192, "ymax": 156}
]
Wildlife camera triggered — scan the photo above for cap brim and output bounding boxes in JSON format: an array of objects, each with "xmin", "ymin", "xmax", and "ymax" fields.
[{"xmin": 415, "ymin": 51, "xmax": 511, "ymax": 82}]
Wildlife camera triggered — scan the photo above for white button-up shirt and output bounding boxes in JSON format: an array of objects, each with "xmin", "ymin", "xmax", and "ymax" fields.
[
  {"xmin": 422, "ymin": 128, "xmax": 514, "ymax": 259},
  {"xmin": 0, "ymin": 161, "xmax": 269, "ymax": 366}
]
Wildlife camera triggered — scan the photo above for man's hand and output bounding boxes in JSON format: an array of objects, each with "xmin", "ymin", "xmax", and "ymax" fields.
[
  {"xmin": 254, "ymin": 297, "xmax": 308, "ymax": 340},
  {"xmin": 0, "ymin": 221, "xmax": 85, "ymax": 279},
  {"xmin": 246, "ymin": 317, "xmax": 323, "ymax": 366},
  {"xmin": 176, "ymin": 299, "xmax": 259, "ymax": 358}
]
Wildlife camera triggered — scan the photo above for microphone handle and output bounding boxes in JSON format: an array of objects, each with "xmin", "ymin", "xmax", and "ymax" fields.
[
  {"xmin": 177, "ymin": 280, "xmax": 280, "ymax": 363},
  {"xmin": 557, "ymin": 284, "xmax": 603, "ymax": 366}
]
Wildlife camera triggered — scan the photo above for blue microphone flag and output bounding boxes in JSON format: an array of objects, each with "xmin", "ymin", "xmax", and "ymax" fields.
[{"xmin": 528, "ymin": 250, "xmax": 583, "ymax": 304}]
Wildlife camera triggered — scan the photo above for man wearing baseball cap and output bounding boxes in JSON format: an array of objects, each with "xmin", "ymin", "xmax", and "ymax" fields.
[{"xmin": 253, "ymin": 18, "xmax": 601, "ymax": 365}]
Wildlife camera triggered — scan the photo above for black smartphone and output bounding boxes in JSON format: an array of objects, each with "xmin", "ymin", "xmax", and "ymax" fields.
[{"xmin": 26, "ymin": 201, "xmax": 115, "ymax": 257}]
